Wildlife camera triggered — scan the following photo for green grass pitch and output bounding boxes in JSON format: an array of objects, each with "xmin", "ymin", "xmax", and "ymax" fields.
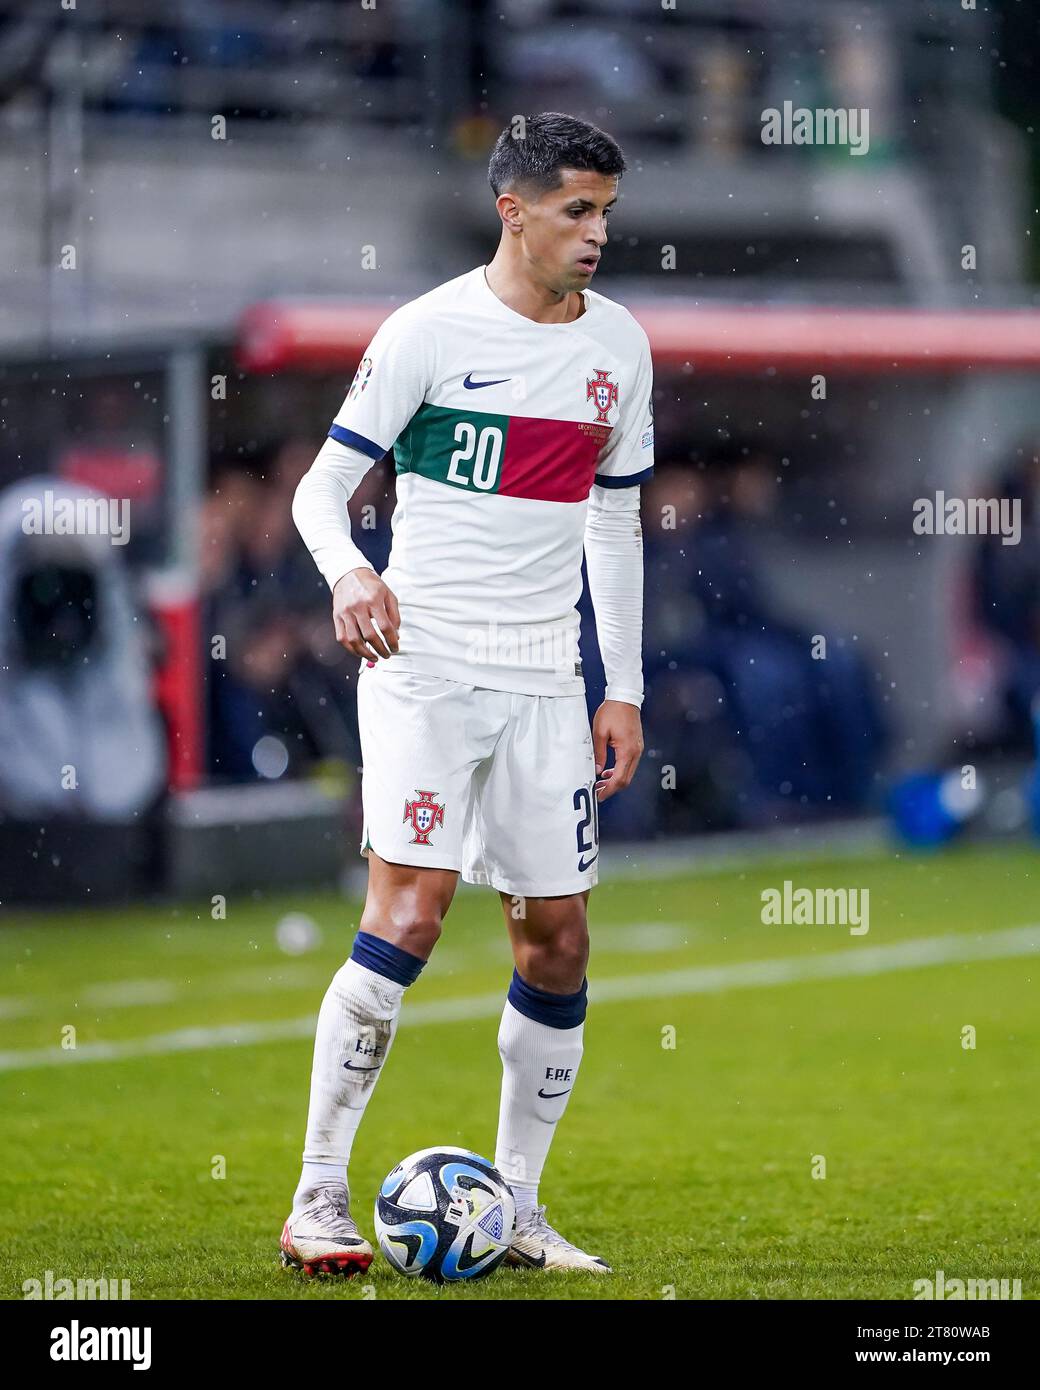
[{"xmin": 1, "ymin": 844, "xmax": 1038, "ymax": 1300}]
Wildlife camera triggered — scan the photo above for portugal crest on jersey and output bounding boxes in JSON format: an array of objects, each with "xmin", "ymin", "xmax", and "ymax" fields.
[
  {"xmin": 586, "ymin": 368, "xmax": 619, "ymax": 424},
  {"xmin": 403, "ymin": 789, "xmax": 445, "ymax": 845}
]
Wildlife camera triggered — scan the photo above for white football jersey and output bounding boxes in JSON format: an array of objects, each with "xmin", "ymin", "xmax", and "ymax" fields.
[{"xmin": 326, "ymin": 264, "xmax": 654, "ymax": 696}]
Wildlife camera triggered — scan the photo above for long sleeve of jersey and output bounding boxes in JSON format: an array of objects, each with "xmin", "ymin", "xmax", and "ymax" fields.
[
  {"xmin": 582, "ymin": 325, "xmax": 653, "ymax": 709},
  {"xmin": 584, "ymin": 483, "xmax": 645, "ymax": 708},
  {"xmin": 293, "ymin": 303, "xmax": 434, "ymax": 592},
  {"xmin": 291, "ymin": 435, "xmax": 379, "ymax": 592}
]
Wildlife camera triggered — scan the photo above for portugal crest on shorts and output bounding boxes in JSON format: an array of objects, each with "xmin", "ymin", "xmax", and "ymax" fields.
[
  {"xmin": 586, "ymin": 368, "xmax": 619, "ymax": 424},
  {"xmin": 403, "ymin": 789, "xmax": 445, "ymax": 845}
]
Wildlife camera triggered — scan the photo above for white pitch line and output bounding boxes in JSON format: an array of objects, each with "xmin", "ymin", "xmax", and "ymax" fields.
[
  {"xmin": 0, "ymin": 925, "xmax": 1037, "ymax": 1074},
  {"xmin": 0, "ymin": 925, "xmax": 692, "ymax": 1022},
  {"xmin": 0, "ymin": 998, "xmax": 36, "ymax": 1021},
  {"xmin": 81, "ymin": 980, "xmax": 182, "ymax": 1008}
]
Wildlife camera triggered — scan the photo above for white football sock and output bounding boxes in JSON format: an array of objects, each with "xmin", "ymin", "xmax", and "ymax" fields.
[
  {"xmin": 296, "ymin": 1161, "xmax": 345, "ymax": 1200},
  {"xmin": 510, "ymin": 1179, "xmax": 540, "ymax": 1222},
  {"xmin": 494, "ymin": 998, "xmax": 584, "ymax": 1209},
  {"xmin": 294, "ymin": 957, "xmax": 406, "ymax": 1212}
]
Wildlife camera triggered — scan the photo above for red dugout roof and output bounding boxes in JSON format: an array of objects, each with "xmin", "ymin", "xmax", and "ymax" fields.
[{"xmin": 235, "ymin": 299, "xmax": 1040, "ymax": 376}]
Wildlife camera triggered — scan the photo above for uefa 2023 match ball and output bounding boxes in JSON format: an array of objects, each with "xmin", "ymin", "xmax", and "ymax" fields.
[{"xmin": 374, "ymin": 1147, "xmax": 516, "ymax": 1283}]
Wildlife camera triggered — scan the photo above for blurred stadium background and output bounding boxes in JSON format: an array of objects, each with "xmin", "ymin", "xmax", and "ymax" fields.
[
  {"xmin": 1, "ymin": 0, "xmax": 1039, "ymax": 900},
  {"xmin": 3, "ymin": 0, "xmax": 1040, "ymax": 1308}
]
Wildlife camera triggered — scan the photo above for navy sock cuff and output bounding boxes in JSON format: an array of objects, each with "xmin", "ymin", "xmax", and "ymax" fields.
[
  {"xmin": 350, "ymin": 930, "xmax": 426, "ymax": 988},
  {"xmin": 507, "ymin": 968, "xmax": 588, "ymax": 1029}
]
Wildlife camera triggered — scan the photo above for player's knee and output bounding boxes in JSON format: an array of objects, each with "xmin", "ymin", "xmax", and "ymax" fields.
[
  {"xmin": 360, "ymin": 903, "xmax": 443, "ymax": 959},
  {"xmin": 554, "ymin": 927, "xmax": 590, "ymax": 982},
  {"xmin": 517, "ymin": 922, "xmax": 589, "ymax": 991}
]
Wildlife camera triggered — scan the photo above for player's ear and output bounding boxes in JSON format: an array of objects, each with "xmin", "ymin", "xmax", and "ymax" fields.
[{"xmin": 496, "ymin": 192, "xmax": 522, "ymax": 232}]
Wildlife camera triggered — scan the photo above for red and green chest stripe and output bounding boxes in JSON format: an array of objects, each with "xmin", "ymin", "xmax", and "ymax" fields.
[{"xmin": 392, "ymin": 403, "xmax": 613, "ymax": 503}]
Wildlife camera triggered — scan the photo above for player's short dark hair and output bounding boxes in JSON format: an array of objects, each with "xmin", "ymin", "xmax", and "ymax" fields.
[{"xmin": 488, "ymin": 112, "xmax": 626, "ymax": 200}]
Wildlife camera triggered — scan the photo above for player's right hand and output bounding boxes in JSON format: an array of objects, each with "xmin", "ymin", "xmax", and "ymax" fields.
[{"xmin": 331, "ymin": 568, "xmax": 401, "ymax": 661}]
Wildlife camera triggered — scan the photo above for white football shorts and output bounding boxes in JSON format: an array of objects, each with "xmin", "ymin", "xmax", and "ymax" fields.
[{"xmin": 355, "ymin": 661, "xmax": 600, "ymax": 897}]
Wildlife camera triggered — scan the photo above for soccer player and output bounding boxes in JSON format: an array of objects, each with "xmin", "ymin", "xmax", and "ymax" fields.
[{"xmin": 283, "ymin": 112, "xmax": 653, "ymax": 1276}]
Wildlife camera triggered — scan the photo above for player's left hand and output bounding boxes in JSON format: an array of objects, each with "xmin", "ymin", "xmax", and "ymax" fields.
[{"xmin": 592, "ymin": 700, "xmax": 643, "ymax": 802}]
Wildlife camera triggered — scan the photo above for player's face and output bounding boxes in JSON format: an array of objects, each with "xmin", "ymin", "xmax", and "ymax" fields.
[{"xmin": 524, "ymin": 169, "xmax": 618, "ymax": 291}]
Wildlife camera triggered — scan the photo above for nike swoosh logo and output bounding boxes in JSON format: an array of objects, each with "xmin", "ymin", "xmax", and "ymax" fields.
[
  {"xmin": 343, "ymin": 1061, "xmax": 382, "ymax": 1071},
  {"xmin": 511, "ymin": 1247, "xmax": 547, "ymax": 1268},
  {"xmin": 537, "ymin": 1088, "xmax": 571, "ymax": 1099},
  {"xmin": 578, "ymin": 853, "xmax": 599, "ymax": 872},
  {"xmin": 463, "ymin": 373, "xmax": 510, "ymax": 389}
]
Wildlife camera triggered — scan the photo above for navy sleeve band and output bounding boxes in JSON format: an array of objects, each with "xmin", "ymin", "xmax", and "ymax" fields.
[
  {"xmin": 593, "ymin": 465, "xmax": 654, "ymax": 488},
  {"xmin": 328, "ymin": 423, "xmax": 387, "ymax": 460}
]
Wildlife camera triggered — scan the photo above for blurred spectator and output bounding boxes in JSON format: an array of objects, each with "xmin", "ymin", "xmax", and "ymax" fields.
[
  {"xmin": 973, "ymin": 441, "xmax": 1040, "ymax": 750},
  {"xmin": 603, "ymin": 443, "xmax": 886, "ymax": 834},
  {"xmin": 103, "ymin": 0, "xmax": 409, "ymax": 119},
  {"xmin": 54, "ymin": 384, "xmax": 165, "ymax": 566},
  {"xmin": 201, "ymin": 440, "xmax": 398, "ymax": 782},
  {"xmin": 108, "ymin": 0, "xmax": 282, "ymax": 115}
]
